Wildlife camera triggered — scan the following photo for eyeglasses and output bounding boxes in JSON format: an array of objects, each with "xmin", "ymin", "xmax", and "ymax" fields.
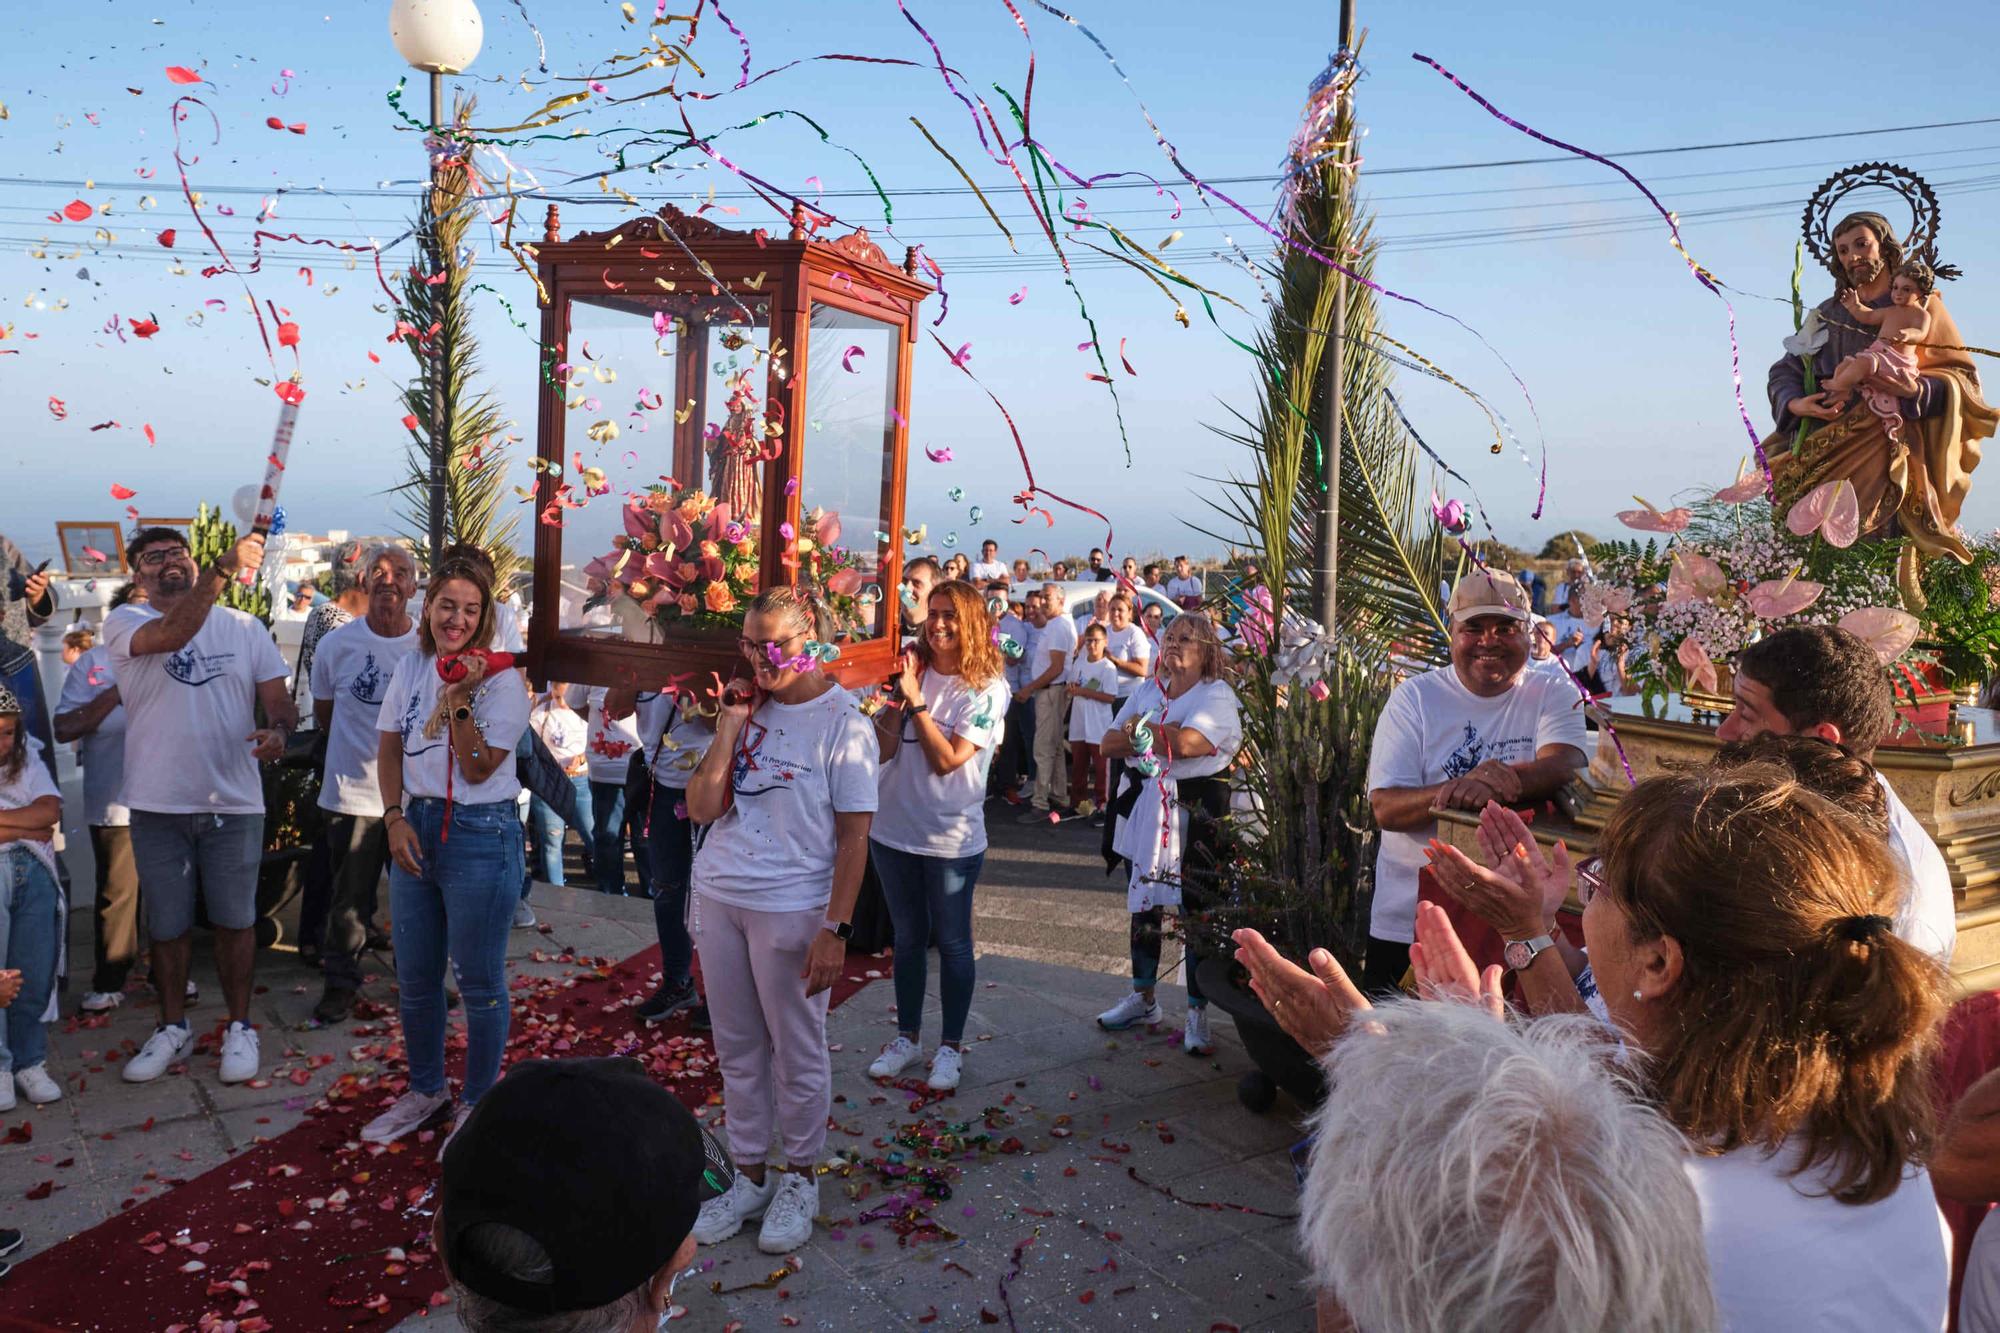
[
  {"xmin": 738, "ymin": 631, "xmax": 806, "ymax": 662},
  {"xmin": 134, "ymin": 547, "xmax": 189, "ymax": 569},
  {"xmin": 1575, "ymin": 856, "xmax": 1604, "ymax": 907}
]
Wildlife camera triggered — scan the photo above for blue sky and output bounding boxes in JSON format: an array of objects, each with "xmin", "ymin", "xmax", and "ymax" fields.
[{"xmin": 5, "ymin": 0, "xmax": 2000, "ymax": 568}]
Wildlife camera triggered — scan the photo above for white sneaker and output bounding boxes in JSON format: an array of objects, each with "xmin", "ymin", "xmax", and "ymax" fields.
[
  {"xmin": 186, "ymin": 979, "xmax": 199, "ymax": 1003},
  {"xmin": 218, "ymin": 1022, "xmax": 261, "ymax": 1084},
  {"xmin": 1097, "ymin": 991, "xmax": 1163, "ymax": 1031},
  {"xmin": 123, "ymin": 1024, "xmax": 195, "ymax": 1083},
  {"xmin": 756, "ymin": 1171, "xmax": 819, "ymax": 1255},
  {"xmin": 80, "ymin": 990, "xmax": 124, "ymax": 1014},
  {"xmin": 360, "ymin": 1088, "xmax": 452, "ymax": 1144},
  {"xmin": 439, "ymin": 1104, "xmax": 473, "ymax": 1159},
  {"xmin": 13, "ymin": 1064, "xmax": 62, "ymax": 1105},
  {"xmin": 0, "ymin": 1073, "xmax": 14, "ymax": 1112},
  {"xmin": 926, "ymin": 1046, "xmax": 963, "ymax": 1091},
  {"xmin": 693, "ymin": 1170, "xmax": 778, "ymax": 1245},
  {"xmin": 513, "ymin": 900, "xmax": 537, "ymax": 929},
  {"xmin": 867, "ymin": 1035, "xmax": 923, "ymax": 1079},
  {"xmin": 1184, "ymin": 1006, "xmax": 1214, "ymax": 1056}
]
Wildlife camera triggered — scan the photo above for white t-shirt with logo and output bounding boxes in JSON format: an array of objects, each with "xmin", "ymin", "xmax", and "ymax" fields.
[
  {"xmin": 104, "ymin": 604, "xmax": 289, "ymax": 815},
  {"xmin": 1878, "ymin": 776, "xmax": 1956, "ymax": 965},
  {"xmin": 1103, "ymin": 623, "xmax": 1152, "ymax": 698},
  {"xmin": 530, "ymin": 696, "xmax": 588, "ymax": 768},
  {"xmin": 968, "ymin": 559, "xmax": 1008, "ymax": 583},
  {"xmin": 376, "ymin": 652, "xmax": 531, "ymax": 805},
  {"xmin": 870, "ymin": 668, "xmax": 1009, "ymax": 859},
  {"xmin": 1365, "ymin": 663, "xmax": 1590, "ymax": 944},
  {"xmin": 652, "ymin": 707, "xmax": 714, "ymax": 789},
  {"xmin": 691, "ymin": 685, "xmax": 878, "ymax": 912},
  {"xmin": 310, "ymin": 617, "xmax": 419, "ymax": 816},
  {"xmin": 583, "ymin": 685, "xmax": 644, "ymax": 784},
  {"xmin": 56, "ymin": 646, "xmax": 128, "ymax": 827},
  {"xmin": 1685, "ymin": 1145, "xmax": 1948, "ymax": 1333},
  {"xmin": 1067, "ymin": 655, "xmax": 1121, "ymax": 743}
]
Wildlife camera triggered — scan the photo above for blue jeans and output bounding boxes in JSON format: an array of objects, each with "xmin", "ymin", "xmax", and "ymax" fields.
[
  {"xmin": 623, "ymin": 754, "xmax": 656, "ymax": 895},
  {"xmin": 0, "ymin": 849, "xmax": 61, "ymax": 1072},
  {"xmin": 389, "ymin": 797, "xmax": 522, "ymax": 1106},
  {"xmin": 589, "ymin": 779, "xmax": 630, "ymax": 895},
  {"xmin": 528, "ymin": 776, "xmax": 594, "ymax": 886},
  {"xmin": 646, "ymin": 781, "xmax": 695, "ymax": 990},
  {"xmin": 870, "ymin": 841, "xmax": 983, "ymax": 1045}
]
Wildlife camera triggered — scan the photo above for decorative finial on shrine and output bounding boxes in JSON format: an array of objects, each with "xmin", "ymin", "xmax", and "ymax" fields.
[
  {"xmin": 789, "ymin": 201, "xmax": 810, "ymax": 242},
  {"xmin": 904, "ymin": 246, "xmax": 919, "ymax": 276},
  {"xmin": 543, "ymin": 203, "xmax": 561, "ymax": 245}
]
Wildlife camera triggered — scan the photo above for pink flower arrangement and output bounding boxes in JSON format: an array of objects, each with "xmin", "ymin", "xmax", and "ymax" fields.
[{"xmin": 583, "ymin": 483, "xmax": 760, "ymax": 630}]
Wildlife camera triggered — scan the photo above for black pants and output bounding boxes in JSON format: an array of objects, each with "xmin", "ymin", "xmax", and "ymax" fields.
[
  {"xmin": 1360, "ymin": 934, "xmax": 1412, "ymax": 999},
  {"xmin": 991, "ymin": 695, "xmax": 1036, "ymax": 791},
  {"xmin": 321, "ymin": 814, "xmax": 388, "ymax": 992},
  {"xmin": 1130, "ymin": 907, "xmax": 1207, "ymax": 1003}
]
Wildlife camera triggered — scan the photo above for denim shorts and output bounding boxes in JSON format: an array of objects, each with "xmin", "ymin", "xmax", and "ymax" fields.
[{"xmin": 130, "ymin": 810, "xmax": 265, "ymax": 939}]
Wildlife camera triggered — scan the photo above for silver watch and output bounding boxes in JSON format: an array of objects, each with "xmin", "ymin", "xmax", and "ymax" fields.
[{"xmin": 1502, "ymin": 934, "xmax": 1555, "ymax": 972}]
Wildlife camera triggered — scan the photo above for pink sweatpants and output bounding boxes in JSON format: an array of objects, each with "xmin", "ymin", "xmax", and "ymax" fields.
[{"xmin": 692, "ymin": 893, "xmax": 832, "ymax": 1166}]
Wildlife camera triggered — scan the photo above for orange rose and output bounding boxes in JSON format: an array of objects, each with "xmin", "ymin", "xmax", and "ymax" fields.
[
  {"xmin": 704, "ymin": 582, "xmax": 737, "ymax": 614},
  {"xmin": 677, "ymin": 593, "xmax": 699, "ymax": 615},
  {"xmin": 700, "ymin": 540, "xmax": 720, "ymax": 559}
]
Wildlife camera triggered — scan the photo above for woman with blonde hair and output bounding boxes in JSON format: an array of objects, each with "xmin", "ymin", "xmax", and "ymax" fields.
[
  {"xmin": 1097, "ymin": 612, "xmax": 1241, "ymax": 1056},
  {"xmin": 866, "ymin": 578, "xmax": 1010, "ymax": 1092},
  {"xmin": 366, "ymin": 558, "xmax": 531, "ymax": 1148},
  {"xmin": 1239, "ymin": 761, "xmax": 1951, "ymax": 1330},
  {"xmin": 685, "ymin": 586, "xmax": 877, "ymax": 1256}
]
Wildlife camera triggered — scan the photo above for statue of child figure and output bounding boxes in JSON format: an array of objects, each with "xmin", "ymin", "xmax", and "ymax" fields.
[{"xmin": 1823, "ymin": 259, "xmax": 1936, "ymax": 442}]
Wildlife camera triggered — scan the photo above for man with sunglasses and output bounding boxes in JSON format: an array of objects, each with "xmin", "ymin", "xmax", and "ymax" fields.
[
  {"xmin": 1363, "ymin": 571, "xmax": 1588, "ymax": 993},
  {"xmin": 108, "ymin": 526, "xmax": 295, "ymax": 1086}
]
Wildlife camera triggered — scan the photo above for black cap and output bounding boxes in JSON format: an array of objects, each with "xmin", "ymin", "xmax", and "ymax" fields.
[{"xmin": 439, "ymin": 1057, "xmax": 733, "ymax": 1312}]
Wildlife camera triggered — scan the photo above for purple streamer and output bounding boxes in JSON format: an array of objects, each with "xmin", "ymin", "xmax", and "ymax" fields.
[
  {"xmin": 1412, "ymin": 52, "xmax": 1772, "ymax": 499},
  {"xmin": 897, "ymin": 0, "xmax": 999, "ymax": 158},
  {"xmin": 710, "ymin": 0, "xmax": 753, "ymax": 89}
]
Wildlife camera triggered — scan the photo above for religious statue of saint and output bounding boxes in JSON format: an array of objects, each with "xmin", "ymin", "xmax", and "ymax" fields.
[{"xmin": 1766, "ymin": 184, "xmax": 1995, "ymax": 579}]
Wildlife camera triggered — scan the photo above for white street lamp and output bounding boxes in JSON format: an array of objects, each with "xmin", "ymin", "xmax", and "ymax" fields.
[{"xmin": 390, "ymin": 0, "xmax": 482, "ymax": 567}]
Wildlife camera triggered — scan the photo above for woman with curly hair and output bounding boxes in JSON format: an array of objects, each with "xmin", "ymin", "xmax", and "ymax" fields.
[{"xmin": 866, "ymin": 579, "xmax": 1011, "ymax": 1092}]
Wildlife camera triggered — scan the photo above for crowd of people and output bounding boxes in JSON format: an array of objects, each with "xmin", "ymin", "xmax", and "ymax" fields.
[{"xmin": 7, "ymin": 523, "xmax": 2000, "ymax": 1330}]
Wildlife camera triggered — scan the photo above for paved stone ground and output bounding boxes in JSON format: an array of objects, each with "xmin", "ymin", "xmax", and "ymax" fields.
[{"xmin": 2, "ymin": 788, "xmax": 1316, "ymax": 1331}]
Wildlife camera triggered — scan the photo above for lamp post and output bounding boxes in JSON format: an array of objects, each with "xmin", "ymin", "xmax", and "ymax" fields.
[{"xmin": 390, "ymin": 0, "xmax": 484, "ymax": 570}]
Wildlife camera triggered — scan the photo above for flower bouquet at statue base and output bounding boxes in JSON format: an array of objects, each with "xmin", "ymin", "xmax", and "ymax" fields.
[{"xmin": 583, "ymin": 484, "xmax": 759, "ymax": 640}]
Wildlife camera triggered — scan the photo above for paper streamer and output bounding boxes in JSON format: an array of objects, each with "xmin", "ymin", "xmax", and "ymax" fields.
[{"xmin": 1411, "ymin": 52, "xmax": 1771, "ymax": 497}]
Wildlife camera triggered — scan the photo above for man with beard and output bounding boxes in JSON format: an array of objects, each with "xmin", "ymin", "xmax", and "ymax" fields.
[
  {"xmin": 107, "ymin": 526, "xmax": 295, "ymax": 1086},
  {"xmin": 1362, "ymin": 572, "xmax": 1587, "ymax": 994},
  {"xmin": 1767, "ymin": 211, "xmax": 1995, "ymax": 569}
]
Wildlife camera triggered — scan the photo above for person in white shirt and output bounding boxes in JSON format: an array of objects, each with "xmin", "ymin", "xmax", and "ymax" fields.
[
  {"xmin": 989, "ymin": 596, "xmax": 1035, "ymax": 798},
  {"xmin": 526, "ymin": 685, "xmax": 593, "ymax": 888},
  {"xmin": 306, "ymin": 545, "xmax": 419, "ymax": 1025},
  {"xmin": 1063, "ymin": 623, "xmax": 1120, "ymax": 816},
  {"xmin": 1243, "ymin": 761, "xmax": 1952, "ymax": 1333},
  {"xmin": 1364, "ymin": 570, "xmax": 1588, "ymax": 994},
  {"xmin": 0, "ymin": 688, "xmax": 65, "ymax": 1109},
  {"xmin": 1017, "ymin": 584, "xmax": 1076, "ymax": 818},
  {"xmin": 1100, "ymin": 593, "xmax": 1153, "ymax": 699},
  {"xmin": 367, "ymin": 558, "xmax": 531, "ymax": 1147},
  {"xmin": 55, "ymin": 583, "xmax": 144, "ymax": 1013},
  {"xmin": 1098, "ymin": 612, "xmax": 1243, "ymax": 1057},
  {"xmin": 580, "ymin": 685, "xmax": 646, "ymax": 895},
  {"xmin": 685, "ymin": 587, "xmax": 877, "ymax": 1257},
  {"xmin": 899, "ymin": 556, "xmax": 941, "ymax": 648},
  {"xmin": 110, "ymin": 525, "xmax": 296, "ymax": 1089},
  {"xmin": 1163, "ymin": 554, "xmax": 1204, "ymax": 610},
  {"xmin": 967, "ymin": 540, "xmax": 1008, "ymax": 585},
  {"xmin": 1716, "ymin": 624, "xmax": 1958, "ymax": 965},
  {"xmin": 865, "ymin": 580, "xmax": 1011, "ymax": 1092},
  {"xmin": 1544, "ymin": 583, "xmax": 1600, "ymax": 682}
]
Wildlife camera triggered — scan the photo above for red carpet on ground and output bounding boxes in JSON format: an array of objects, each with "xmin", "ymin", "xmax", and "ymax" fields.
[{"xmin": 5, "ymin": 944, "xmax": 873, "ymax": 1332}]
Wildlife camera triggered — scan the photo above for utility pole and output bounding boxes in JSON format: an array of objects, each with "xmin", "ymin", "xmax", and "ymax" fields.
[
  {"xmin": 1312, "ymin": 0, "xmax": 1356, "ymax": 632},
  {"xmin": 426, "ymin": 69, "xmax": 448, "ymax": 570}
]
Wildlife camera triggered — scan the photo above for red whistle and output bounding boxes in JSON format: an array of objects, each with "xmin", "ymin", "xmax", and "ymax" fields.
[{"xmin": 436, "ymin": 649, "xmax": 515, "ymax": 683}]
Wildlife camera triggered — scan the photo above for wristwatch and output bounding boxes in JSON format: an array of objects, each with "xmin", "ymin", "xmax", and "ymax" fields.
[
  {"xmin": 821, "ymin": 919, "xmax": 853, "ymax": 940},
  {"xmin": 452, "ymin": 704, "xmax": 473, "ymax": 722},
  {"xmin": 1502, "ymin": 934, "xmax": 1555, "ymax": 972}
]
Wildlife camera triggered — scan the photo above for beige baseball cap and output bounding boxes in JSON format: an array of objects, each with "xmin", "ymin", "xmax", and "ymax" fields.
[{"xmin": 1448, "ymin": 570, "xmax": 1532, "ymax": 624}]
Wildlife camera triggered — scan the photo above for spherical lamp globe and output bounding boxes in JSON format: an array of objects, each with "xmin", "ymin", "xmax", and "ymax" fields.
[{"xmin": 390, "ymin": 0, "xmax": 484, "ymax": 75}]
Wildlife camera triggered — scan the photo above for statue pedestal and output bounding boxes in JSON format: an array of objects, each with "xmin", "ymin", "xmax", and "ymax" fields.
[{"xmin": 1433, "ymin": 696, "xmax": 2000, "ymax": 995}]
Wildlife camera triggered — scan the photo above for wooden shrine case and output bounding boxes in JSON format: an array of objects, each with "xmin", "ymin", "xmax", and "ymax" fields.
[{"xmin": 525, "ymin": 202, "xmax": 931, "ymax": 695}]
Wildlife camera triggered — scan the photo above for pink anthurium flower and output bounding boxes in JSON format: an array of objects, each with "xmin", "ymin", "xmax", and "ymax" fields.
[
  {"xmin": 1786, "ymin": 479, "xmax": 1860, "ymax": 548},
  {"xmin": 1616, "ymin": 496, "xmax": 1692, "ymax": 534},
  {"xmin": 1839, "ymin": 606, "xmax": 1921, "ymax": 663},
  {"xmin": 1743, "ymin": 570, "xmax": 1824, "ymax": 619},
  {"xmin": 826, "ymin": 568, "xmax": 864, "ymax": 596},
  {"xmin": 1666, "ymin": 550, "xmax": 1727, "ymax": 605},
  {"xmin": 1676, "ymin": 634, "xmax": 1719, "ymax": 694},
  {"xmin": 1715, "ymin": 459, "xmax": 1768, "ymax": 504}
]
